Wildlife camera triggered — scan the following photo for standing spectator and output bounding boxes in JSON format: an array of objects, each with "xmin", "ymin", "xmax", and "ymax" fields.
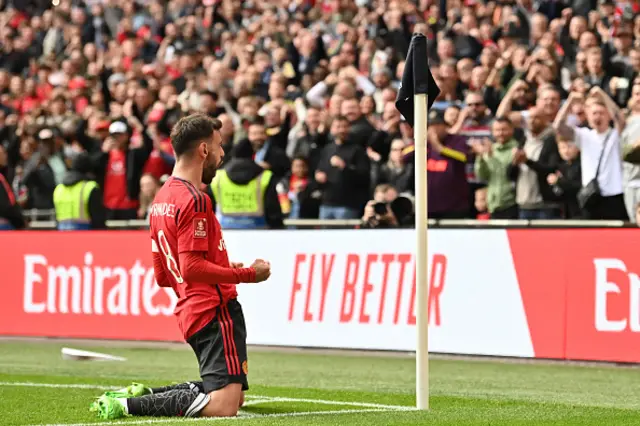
[
  {"xmin": 406, "ymin": 110, "xmax": 470, "ymax": 218},
  {"xmin": 232, "ymin": 117, "xmax": 290, "ymax": 180},
  {"xmin": 473, "ymin": 117, "xmax": 519, "ymax": 219},
  {"xmin": 53, "ymin": 152, "xmax": 105, "ymax": 230},
  {"xmin": 20, "ymin": 131, "xmax": 57, "ymax": 211},
  {"xmin": 341, "ymin": 97, "xmax": 376, "ymax": 147},
  {"xmin": 92, "ymin": 120, "xmax": 152, "ymax": 220},
  {"xmin": 548, "ymin": 137, "xmax": 582, "ymax": 219},
  {"xmin": 315, "ymin": 116, "xmax": 370, "ymax": 220},
  {"xmin": 0, "ymin": 152, "xmax": 25, "ymax": 230},
  {"xmin": 453, "ymin": 91, "xmax": 493, "ymax": 214},
  {"xmin": 554, "ymin": 89, "xmax": 628, "ymax": 220},
  {"xmin": 287, "ymin": 105, "xmax": 328, "ymax": 173},
  {"xmin": 372, "ymin": 138, "xmax": 412, "ymax": 195},
  {"xmin": 509, "ymin": 106, "xmax": 561, "ymax": 219},
  {"xmin": 138, "ymin": 173, "xmax": 161, "ymax": 220},
  {"xmin": 276, "ymin": 156, "xmax": 318, "ymax": 220}
]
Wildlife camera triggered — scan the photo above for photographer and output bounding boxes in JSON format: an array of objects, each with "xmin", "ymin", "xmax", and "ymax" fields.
[{"xmin": 361, "ymin": 184, "xmax": 414, "ymax": 229}]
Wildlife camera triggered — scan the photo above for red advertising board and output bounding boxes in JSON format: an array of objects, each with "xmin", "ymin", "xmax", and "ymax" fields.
[{"xmin": 0, "ymin": 231, "xmax": 182, "ymax": 341}]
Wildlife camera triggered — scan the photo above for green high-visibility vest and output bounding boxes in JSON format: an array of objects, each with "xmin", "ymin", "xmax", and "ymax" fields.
[
  {"xmin": 211, "ymin": 170, "xmax": 272, "ymax": 217},
  {"xmin": 53, "ymin": 180, "xmax": 98, "ymax": 225}
]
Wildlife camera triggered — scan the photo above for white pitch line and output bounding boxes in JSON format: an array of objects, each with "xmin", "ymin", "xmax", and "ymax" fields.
[
  {"xmin": 249, "ymin": 395, "xmax": 416, "ymax": 411},
  {"xmin": 35, "ymin": 408, "xmax": 392, "ymax": 426},
  {"xmin": 0, "ymin": 382, "xmax": 117, "ymax": 390}
]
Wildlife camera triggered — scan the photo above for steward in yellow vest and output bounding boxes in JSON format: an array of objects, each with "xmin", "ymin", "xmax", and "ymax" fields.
[
  {"xmin": 209, "ymin": 157, "xmax": 283, "ymax": 229},
  {"xmin": 53, "ymin": 153, "xmax": 106, "ymax": 230}
]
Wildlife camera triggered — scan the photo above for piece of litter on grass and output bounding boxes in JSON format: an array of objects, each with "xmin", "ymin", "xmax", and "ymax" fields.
[{"xmin": 61, "ymin": 347, "xmax": 127, "ymax": 362}]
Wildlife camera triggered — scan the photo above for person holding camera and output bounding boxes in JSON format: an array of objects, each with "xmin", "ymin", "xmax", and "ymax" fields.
[{"xmin": 361, "ymin": 184, "xmax": 414, "ymax": 229}]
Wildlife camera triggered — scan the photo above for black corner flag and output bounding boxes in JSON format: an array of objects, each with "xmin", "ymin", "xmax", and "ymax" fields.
[{"xmin": 395, "ymin": 33, "xmax": 440, "ymax": 128}]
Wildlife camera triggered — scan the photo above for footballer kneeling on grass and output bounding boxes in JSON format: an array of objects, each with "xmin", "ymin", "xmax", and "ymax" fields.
[{"xmin": 90, "ymin": 113, "xmax": 271, "ymax": 419}]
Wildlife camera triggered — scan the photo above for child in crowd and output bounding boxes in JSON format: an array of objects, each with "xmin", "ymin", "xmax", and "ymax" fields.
[
  {"xmin": 474, "ymin": 187, "xmax": 490, "ymax": 220},
  {"xmin": 277, "ymin": 156, "xmax": 311, "ymax": 219},
  {"xmin": 548, "ymin": 138, "xmax": 582, "ymax": 219}
]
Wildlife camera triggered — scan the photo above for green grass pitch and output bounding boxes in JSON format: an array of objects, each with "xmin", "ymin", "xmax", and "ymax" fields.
[{"xmin": 1, "ymin": 340, "xmax": 640, "ymax": 425}]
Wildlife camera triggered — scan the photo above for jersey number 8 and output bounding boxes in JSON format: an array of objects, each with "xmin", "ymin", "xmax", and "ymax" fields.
[{"xmin": 157, "ymin": 230, "xmax": 184, "ymax": 284}]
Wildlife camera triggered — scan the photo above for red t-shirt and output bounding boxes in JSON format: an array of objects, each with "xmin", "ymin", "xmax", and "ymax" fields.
[
  {"xmin": 103, "ymin": 150, "xmax": 139, "ymax": 210},
  {"xmin": 143, "ymin": 138, "xmax": 174, "ymax": 180},
  {"xmin": 149, "ymin": 177, "xmax": 237, "ymax": 339}
]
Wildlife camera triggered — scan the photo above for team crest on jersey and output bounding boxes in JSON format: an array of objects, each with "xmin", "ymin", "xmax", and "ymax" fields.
[
  {"xmin": 193, "ymin": 218, "xmax": 207, "ymax": 239},
  {"xmin": 242, "ymin": 360, "xmax": 248, "ymax": 375}
]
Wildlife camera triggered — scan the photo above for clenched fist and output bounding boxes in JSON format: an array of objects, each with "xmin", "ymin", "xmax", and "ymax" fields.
[{"xmin": 250, "ymin": 259, "xmax": 271, "ymax": 283}]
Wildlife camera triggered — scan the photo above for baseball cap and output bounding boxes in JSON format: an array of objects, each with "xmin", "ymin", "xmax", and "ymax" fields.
[
  {"xmin": 38, "ymin": 128, "xmax": 55, "ymax": 141},
  {"xmin": 109, "ymin": 121, "xmax": 128, "ymax": 135}
]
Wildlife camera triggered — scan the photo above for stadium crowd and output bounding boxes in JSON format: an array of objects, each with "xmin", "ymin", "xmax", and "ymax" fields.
[{"xmin": 1, "ymin": 0, "xmax": 640, "ymax": 230}]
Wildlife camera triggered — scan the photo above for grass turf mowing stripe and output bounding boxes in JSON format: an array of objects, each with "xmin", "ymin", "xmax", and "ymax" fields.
[
  {"xmin": 0, "ymin": 382, "xmax": 117, "ymax": 390},
  {"xmin": 34, "ymin": 408, "xmax": 395, "ymax": 426}
]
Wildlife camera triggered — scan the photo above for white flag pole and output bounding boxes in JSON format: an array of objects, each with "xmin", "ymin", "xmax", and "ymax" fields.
[{"xmin": 414, "ymin": 93, "xmax": 429, "ymax": 410}]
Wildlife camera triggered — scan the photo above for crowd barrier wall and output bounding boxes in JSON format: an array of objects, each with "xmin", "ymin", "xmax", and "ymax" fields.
[{"xmin": 0, "ymin": 228, "xmax": 638, "ymax": 362}]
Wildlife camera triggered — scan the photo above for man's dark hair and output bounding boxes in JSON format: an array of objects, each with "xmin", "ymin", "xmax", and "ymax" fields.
[
  {"xmin": 199, "ymin": 90, "xmax": 218, "ymax": 102},
  {"xmin": 170, "ymin": 113, "xmax": 221, "ymax": 157},
  {"xmin": 249, "ymin": 116, "xmax": 265, "ymax": 127},
  {"xmin": 333, "ymin": 115, "xmax": 349, "ymax": 123},
  {"xmin": 292, "ymin": 155, "xmax": 309, "ymax": 163},
  {"xmin": 493, "ymin": 116, "xmax": 513, "ymax": 126}
]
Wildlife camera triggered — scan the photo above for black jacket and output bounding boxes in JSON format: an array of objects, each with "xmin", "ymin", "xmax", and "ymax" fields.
[
  {"xmin": 508, "ymin": 130, "xmax": 561, "ymax": 204},
  {"xmin": 316, "ymin": 141, "xmax": 370, "ymax": 210},
  {"xmin": 554, "ymin": 156, "xmax": 583, "ymax": 219},
  {"xmin": 0, "ymin": 173, "xmax": 25, "ymax": 229},
  {"xmin": 207, "ymin": 157, "xmax": 284, "ymax": 229},
  {"xmin": 349, "ymin": 117, "xmax": 376, "ymax": 148},
  {"xmin": 58, "ymin": 170, "xmax": 107, "ymax": 229},
  {"xmin": 21, "ymin": 152, "xmax": 57, "ymax": 210}
]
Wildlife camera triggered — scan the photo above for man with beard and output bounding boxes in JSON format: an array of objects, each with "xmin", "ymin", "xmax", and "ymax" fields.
[{"xmin": 90, "ymin": 114, "xmax": 271, "ymax": 420}]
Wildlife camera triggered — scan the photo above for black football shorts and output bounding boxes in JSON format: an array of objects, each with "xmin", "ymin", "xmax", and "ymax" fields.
[{"xmin": 187, "ymin": 299, "xmax": 249, "ymax": 393}]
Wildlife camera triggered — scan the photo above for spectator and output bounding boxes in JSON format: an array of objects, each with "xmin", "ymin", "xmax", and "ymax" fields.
[
  {"xmin": 554, "ymin": 88, "xmax": 628, "ymax": 220},
  {"xmin": 20, "ymin": 129, "xmax": 57, "ymax": 211},
  {"xmin": 548, "ymin": 137, "xmax": 582, "ymax": 219},
  {"xmin": 315, "ymin": 115, "xmax": 370, "ymax": 220},
  {"xmin": 406, "ymin": 110, "xmax": 469, "ymax": 219},
  {"xmin": 371, "ymin": 138, "xmax": 412, "ymax": 195},
  {"xmin": 138, "ymin": 173, "xmax": 161, "ymax": 220},
  {"xmin": 0, "ymin": 149, "xmax": 25, "ymax": 230},
  {"xmin": 232, "ymin": 117, "xmax": 290, "ymax": 180},
  {"xmin": 508, "ymin": 106, "xmax": 561, "ymax": 219},
  {"xmin": 53, "ymin": 152, "xmax": 106, "ymax": 230},
  {"xmin": 276, "ymin": 155, "xmax": 319, "ymax": 220},
  {"xmin": 473, "ymin": 117, "xmax": 519, "ymax": 219},
  {"xmin": 341, "ymin": 97, "xmax": 376, "ymax": 148},
  {"xmin": 286, "ymin": 104, "xmax": 329, "ymax": 173},
  {"xmin": 361, "ymin": 184, "xmax": 414, "ymax": 229},
  {"xmin": 209, "ymin": 142, "xmax": 283, "ymax": 230},
  {"xmin": 474, "ymin": 187, "xmax": 490, "ymax": 220},
  {"xmin": 92, "ymin": 119, "xmax": 153, "ymax": 220}
]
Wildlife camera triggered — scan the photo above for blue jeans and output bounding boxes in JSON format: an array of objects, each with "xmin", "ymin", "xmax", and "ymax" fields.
[
  {"xmin": 319, "ymin": 205, "xmax": 360, "ymax": 220},
  {"xmin": 518, "ymin": 208, "xmax": 559, "ymax": 220}
]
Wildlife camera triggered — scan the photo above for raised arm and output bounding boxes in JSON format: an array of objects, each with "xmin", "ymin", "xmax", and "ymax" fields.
[
  {"xmin": 590, "ymin": 86, "xmax": 625, "ymax": 134},
  {"xmin": 496, "ymin": 80, "xmax": 528, "ymax": 127},
  {"xmin": 553, "ymin": 92, "xmax": 579, "ymax": 141}
]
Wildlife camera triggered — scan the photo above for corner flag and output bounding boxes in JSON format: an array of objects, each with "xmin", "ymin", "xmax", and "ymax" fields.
[
  {"xmin": 395, "ymin": 33, "xmax": 440, "ymax": 126},
  {"xmin": 394, "ymin": 33, "xmax": 439, "ymax": 411}
]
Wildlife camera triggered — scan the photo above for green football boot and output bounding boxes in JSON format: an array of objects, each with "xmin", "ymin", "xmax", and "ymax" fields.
[
  {"xmin": 89, "ymin": 395, "xmax": 127, "ymax": 420},
  {"xmin": 104, "ymin": 382, "xmax": 151, "ymax": 398}
]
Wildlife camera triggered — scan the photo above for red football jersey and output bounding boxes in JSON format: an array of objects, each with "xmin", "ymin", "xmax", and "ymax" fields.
[{"xmin": 149, "ymin": 176, "xmax": 237, "ymax": 339}]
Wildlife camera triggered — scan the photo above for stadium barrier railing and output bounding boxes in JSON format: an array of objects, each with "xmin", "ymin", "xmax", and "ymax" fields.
[{"xmin": 20, "ymin": 209, "xmax": 632, "ymax": 229}]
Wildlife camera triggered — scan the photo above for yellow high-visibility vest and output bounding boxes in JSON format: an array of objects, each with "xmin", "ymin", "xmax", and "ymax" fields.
[
  {"xmin": 211, "ymin": 170, "xmax": 272, "ymax": 228},
  {"xmin": 53, "ymin": 180, "xmax": 98, "ymax": 230}
]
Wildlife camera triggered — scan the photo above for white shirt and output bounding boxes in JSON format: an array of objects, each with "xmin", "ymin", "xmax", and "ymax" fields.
[{"xmin": 574, "ymin": 127, "xmax": 624, "ymax": 196}]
